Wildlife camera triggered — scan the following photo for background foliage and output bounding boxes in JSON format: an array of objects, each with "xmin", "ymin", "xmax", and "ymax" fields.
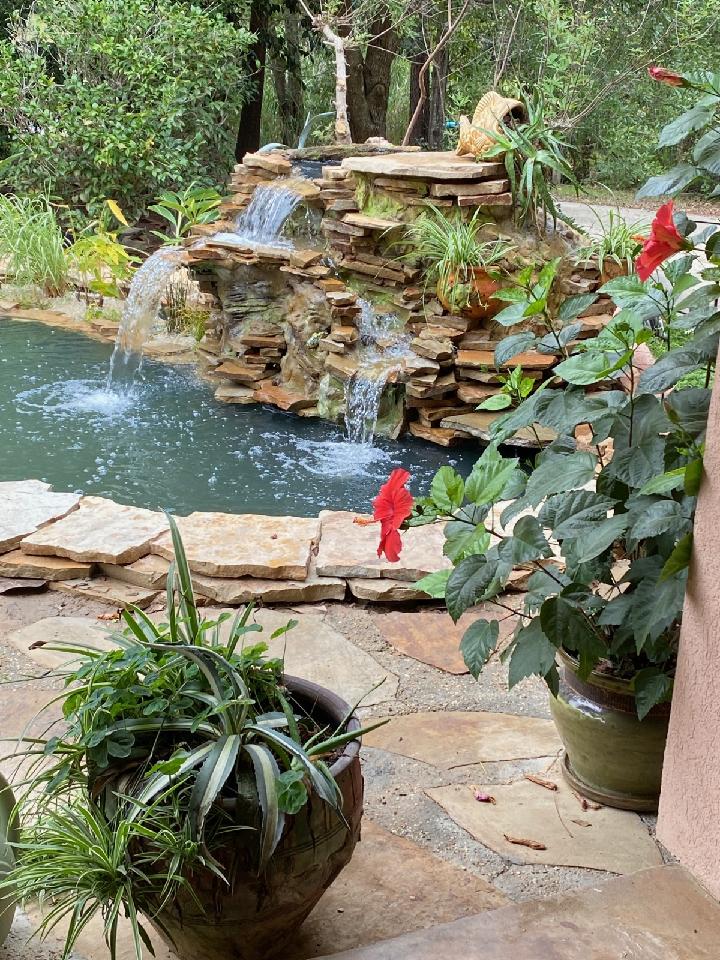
[{"xmin": 0, "ymin": 0, "xmax": 254, "ymax": 218}]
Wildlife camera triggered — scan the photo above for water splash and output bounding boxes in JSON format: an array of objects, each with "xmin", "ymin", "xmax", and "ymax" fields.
[
  {"xmin": 344, "ymin": 300, "xmax": 414, "ymax": 446},
  {"xmin": 109, "ymin": 246, "xmax": 185, "ymax": 380}
]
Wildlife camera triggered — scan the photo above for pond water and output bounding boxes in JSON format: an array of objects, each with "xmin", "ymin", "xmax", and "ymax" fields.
[{"xmin": 0, "ymin": 319, "xmax": 480, "ymax": 516}]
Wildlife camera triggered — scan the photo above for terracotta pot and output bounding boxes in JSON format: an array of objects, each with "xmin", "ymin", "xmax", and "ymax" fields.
[
  {"xmin": 549, "ymin": 650, "xmax": 670, "ymax": 812},
  {"xmin": 147, "ymin": 676, "xmax": 363, "ymax": 960},
  {"xmin": 0, "ymin": 773, "xmax": 17, "ymax": 945},
  {"xmin": 599, "ymin": 260, "xmax": 629, "ymax": 284},
  {"xmin": 437, "ymin": 267, "xmax": 501, "ymax": 320}
]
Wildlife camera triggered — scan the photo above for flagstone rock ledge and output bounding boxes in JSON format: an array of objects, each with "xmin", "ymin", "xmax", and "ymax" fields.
[{"xmin": 0, "ymin": 480, "xmax": 467, "ymax": 607}]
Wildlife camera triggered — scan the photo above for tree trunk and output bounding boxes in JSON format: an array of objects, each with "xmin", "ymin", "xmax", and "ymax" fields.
[
  {"xmin": 270, "ymin": 7, "xmax": 305, "ymax": 147},
  {"xmin": 408, "ymin": 26, "xmax": 430, "ymax": 146},
  {"xmin": 235, "ymin": 0, "xmax": 267, "ymax": 159},
  {"xmin": 427, "ymin": 45, "xmax": 449, "ymax": 149},
  {"xmin": 346, "ymin": 10, "xmax": 397, "ymax": 143}
]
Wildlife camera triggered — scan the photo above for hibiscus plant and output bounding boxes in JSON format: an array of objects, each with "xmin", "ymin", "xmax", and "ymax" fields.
[{"xmin": 381, "ymin": 70, "xmax": 720, "ymax": 719}]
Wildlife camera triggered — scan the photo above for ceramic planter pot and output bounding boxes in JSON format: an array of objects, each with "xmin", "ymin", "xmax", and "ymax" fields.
[
  {"xmin": 549, "ymin": 650, "xmax": 670, "ymax": 812},
  {"xmin": 437, "ymin": 267, "xmax": 501, "ymax": 320},
  {"xmin": 146, "ymin": 676, "xmax": 364, "ymax": 960},
  {"xmin": 0, "ymin": 773, "xmax": 17, "ymax": 945}
]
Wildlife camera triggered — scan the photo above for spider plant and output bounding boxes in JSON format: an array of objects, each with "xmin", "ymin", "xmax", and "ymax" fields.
[
  {"xmin": 402, "ymin": 204, "xmax": 513, "ymax": 310},
  {"xmin": 2, "ymin": 515, "xmax": 383, "ymax": 960},
  {"xmin": 481, "ymin": 91, "xmax": 578, "ymax": 234},
  {"xmin": 0, "ymin": 194, "xmax": 69, "ymax": 295},
  {"xmin": 575, "ymin": 209, "xmax": 645, "ymax": 276}
]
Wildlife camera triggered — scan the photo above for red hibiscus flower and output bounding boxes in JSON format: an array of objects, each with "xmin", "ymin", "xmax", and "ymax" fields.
[
  {"xmin": 635, "ymin": 201, "xmax": 688, "ymax": 281},
  {"xmin": 372, "ymin": 468, "xmax": 413, "ymax": 562},
  {"xmin": 648, "ymin": 66, "xmax": 685, "ymax": 87}
]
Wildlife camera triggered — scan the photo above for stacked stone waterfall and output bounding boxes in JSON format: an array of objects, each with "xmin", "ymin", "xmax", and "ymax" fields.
[{"xmin": 187, "ymin": 146, "xmax": 614, "ymax": 447}]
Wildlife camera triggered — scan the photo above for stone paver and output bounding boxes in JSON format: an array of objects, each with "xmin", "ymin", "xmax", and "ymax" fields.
[
  {"xmin": 0, "ymin": 550, "xmax": 93, "ymax": 581},
  {"xmin": 341, "ymin": 152, "xmax": 504, "ymax": 181},
  {"xmin": 20, "ymin": 497, "xmax": 168, "ymax": 564},
  {"xmin": 365, "ymin": 711, "xmax": 561, "ymax": 768},
  {"xmin": 48, "ymin": 577, "xmax": 159, "ymax": 609},
  {"xmin": 0, "ymin": 481, "xmax": 80, "ymax": 553},
  {"xmin": 316, "ymin": 511, "xmax": 449, "ymax": 581},
  {"xmin": 427, "ymin": 774, "xmax": 662, "ymax": 873},
  {"xmin": 237, "ymin": 609, "xmax": 398, "ymax": 707},
  {"xmin": 314, "ymin": 866, "xmax": 720, "ymax": 959},
  {"xmin": 375, "ymin": 608, "xmax": 519, "ymax": 674},
  {"xmin": 5, "ymin": 616, "xmax": 115, "ymax": 670},
  {"xmin": 151, "ymin": 513, "xmax": 319, "ymax": 580},
  {"xmin": 286, "ymin": 819, "xmax": 507, "ymax": 959}
]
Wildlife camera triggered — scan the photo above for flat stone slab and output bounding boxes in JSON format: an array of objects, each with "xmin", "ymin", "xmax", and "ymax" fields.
[
  {"xmin": 347, "ymin": 578, "xmax": 431, "ymax": 603},
  {"xmin": 316, "ymin": 511, "xmax": 450, "ymax": 581},
  {"xmin": 151, "ymin": 512, "xmax": 319, "ymax": 580},
  {"xmin": 193, "ymin": 566, "xmax": 346, "ymax": 605},
  {"xmin": 427, "ymin": 775, "xmax": 662, "ymax": 873},
  {"xmin": 4, "ymin": 617, "xmax": 116, "ymax": 670},
  {"xmin": 206, "ymin": 609, "xmax": 397, "ymax": 707},
  {"xmin": 376, "ymin": 608, "xmax": 519, "ymax": 674},
  {"xmin": 440, "ymin": 412, "xmax": 557, "ymax": 449},
  {"xmin": 99, "ymin": 554, "xmax": 170, "ymax": 589},
  {"xmin": 20, "ymin": 496, "xmax": 168, "ymax": 564},
  {"xmin": 314, "ymin": 866, "xmax": 720, "ymax": 959},
  {"xmin": 287, "ymin": 819, "xmax": 507, "ymax": 959},
  {"xmin": 364, "ymin": 711, "xmax": 560, "ymax": 768},
  {"xmin": 0, "ymin": 550, "xmax": 93, "ymax": 581},
  {"xmin": 0, "ymin": 577, "xmax": 47, "ymax": 594},
  {"xmin": 341, "ymin": 152, "xmax": 505, "ymax": 181},
  {"xmin": 0, "ymin": 480, "xmax": 80, "ymax": 553},
  {"xmin": 48, "ymin": 577, "xmax": 159, "ymax": 609}
]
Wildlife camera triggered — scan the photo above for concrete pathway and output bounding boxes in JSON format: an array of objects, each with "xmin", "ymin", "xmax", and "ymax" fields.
[
  {"xmin": 559, "ymin": 200, "xmax": 719, "ymax": 237},
  {"xmin": 0, "ymin": 585, "xmax": 676, "ymax": 959}
]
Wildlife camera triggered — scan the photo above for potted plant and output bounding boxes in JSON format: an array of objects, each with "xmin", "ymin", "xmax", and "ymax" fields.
[
  {"xmin": 574, "ymin": 209, "xmax": 645, "ymax": 283},
  {"xmin": 3, "ymin": 517, "xmax": 383, "ymax": 960},
  {"xmin": 375, "ymin": 106, "xmax": 720, "ymax": 808},
  {"xmin": 402, "ymin": 204, "xmax": 513, "ymax": 320}
]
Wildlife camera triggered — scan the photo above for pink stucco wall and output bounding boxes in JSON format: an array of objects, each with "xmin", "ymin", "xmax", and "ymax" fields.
[{"xmin": 657, "ymin": 358, "xmax": 720, "ymax": 900}]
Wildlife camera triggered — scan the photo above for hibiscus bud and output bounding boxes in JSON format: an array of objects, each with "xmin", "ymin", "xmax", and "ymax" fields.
[{"xmin": 648, "ymin": 66, "xmax": 685, "ymax": 87}]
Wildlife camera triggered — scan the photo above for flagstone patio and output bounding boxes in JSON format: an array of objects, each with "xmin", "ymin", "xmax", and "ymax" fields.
[{"xmin": 0, "ymin": 568, "xmax": 676, "ymax": 960}]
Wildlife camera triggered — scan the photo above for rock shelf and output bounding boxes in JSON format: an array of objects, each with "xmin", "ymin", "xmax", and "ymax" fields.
[
  {"xmin": 187, "ymin": 146, "xmax": 616, "ymax": 447},
  {"xmin": 0, "ymin": 480, "xmax": 544, "ymax": 608}
]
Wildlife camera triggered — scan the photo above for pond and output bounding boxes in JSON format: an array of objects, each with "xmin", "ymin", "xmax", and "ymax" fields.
[{"xmin": 0, "ymin": 318, "xmax": 479, "ymax": 516}]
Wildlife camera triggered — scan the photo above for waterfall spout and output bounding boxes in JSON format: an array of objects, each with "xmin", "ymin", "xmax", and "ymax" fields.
[
  {"xmin": 108, "ymin": 246, "xmax": 185, "ymax": 380},
  {"xmin": 234, "ymin": 184, "xmax": 304, "ymax": 246}
]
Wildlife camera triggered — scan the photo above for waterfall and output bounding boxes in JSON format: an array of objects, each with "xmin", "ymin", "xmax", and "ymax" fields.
[
  {"xmin": 344, "ymin": 300, "xmax": 414, "ymax": 446},
  {"xmin": 234, "ymin": 185, "xmax": 304, "ymax": 245},
  {"xmin": 108, "ymin": 246, "xmax": 185, "ymax": 381}
]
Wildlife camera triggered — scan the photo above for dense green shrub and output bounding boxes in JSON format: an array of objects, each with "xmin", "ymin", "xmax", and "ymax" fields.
[{"xmin": 0, "ymin": 0, "xmax": 254, "ymax": 218}]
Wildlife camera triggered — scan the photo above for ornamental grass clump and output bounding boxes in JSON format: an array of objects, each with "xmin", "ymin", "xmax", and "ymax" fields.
[
  {"xmin": 3, "ymin": 516, "xmax": 382, "ymax": 960},
  {"xmin": 0, "ymin": 194, "xmax": 68, "ymax": 295}
]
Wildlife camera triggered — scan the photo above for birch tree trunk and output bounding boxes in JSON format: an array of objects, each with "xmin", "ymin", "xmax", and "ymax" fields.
[{"xmin": 320, "ymin": 25, "xmax": 352, "ymax": 144}]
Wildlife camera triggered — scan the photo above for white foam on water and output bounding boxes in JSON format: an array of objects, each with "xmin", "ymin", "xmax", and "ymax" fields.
[{"xmin": 16, "ymin": 378, "xmax": 137, "ymax": 419}]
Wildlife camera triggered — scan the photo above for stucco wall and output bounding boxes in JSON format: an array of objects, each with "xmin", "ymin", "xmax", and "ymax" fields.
[{"xmin": 657, "ymin": 349, "xmax": 720, "ymax": 899}]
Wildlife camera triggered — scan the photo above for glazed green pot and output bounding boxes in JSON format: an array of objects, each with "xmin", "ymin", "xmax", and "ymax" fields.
[
  {"xmin": 549, "ymin": 650, "xmax": 670, "ymax": 812},
  {"xmin": 0, "ymin": 773, "xmax": 17, "ymax": 944}
]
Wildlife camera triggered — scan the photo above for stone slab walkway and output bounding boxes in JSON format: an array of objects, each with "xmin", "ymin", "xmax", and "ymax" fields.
[{"xmin": 0, "ymin": 578, "xmax": 672, "ymax": 959}]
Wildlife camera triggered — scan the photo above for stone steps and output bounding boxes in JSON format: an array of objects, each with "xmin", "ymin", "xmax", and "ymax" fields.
[{"xmin": 316, "ymin": 866, "xmax": 720, "ymax": 960}]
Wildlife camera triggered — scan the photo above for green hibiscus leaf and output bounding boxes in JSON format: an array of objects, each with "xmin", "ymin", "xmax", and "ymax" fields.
[
  {"xmin": 507, "ymin": 619, "xmax": 558, "ymax": 688},
  {"xmin": 415, "ymin": 569, "xmax": 450, "ymax": 599},
  {"xmin": 540, "ymin": 596, "xmax": 605, "ymax": 678},
  {"xmin": 633, "ymin": 668, "xmax": 674, "ymax": 721},
  {"xmin": 460, "ymin": 618, "xmax": 500, "ymax": 679},
  {"xmin": 524, "ymin": 451, "xmax": 597, "ymax": 507},
  {"xmin": 430, "ymin": 465, "xmax": 465, "ymax": 513}
]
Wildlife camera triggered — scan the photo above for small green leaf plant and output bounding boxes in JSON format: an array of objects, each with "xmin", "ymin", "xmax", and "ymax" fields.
[
  {"xmin": 477, "ymin": 365, "xmax": 536, "ymax": 412},
  {"xmin": 2, "ymin": 515, "xmax": 384, "ymax": 960},
  {"xmin": 148, "ymin": 184, "xmax": 222, "ymax": 245}
]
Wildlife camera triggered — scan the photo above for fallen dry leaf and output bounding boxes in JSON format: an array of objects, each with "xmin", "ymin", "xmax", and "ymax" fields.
[
  {"xmin": 524, "ymin": 773, "xmax": 558, "ymax": 791},
  {"xmin": 570, "ymin": 819, "xmax": 592, "ymax": 828},
  {"xmin": 97, "ymin": 610, "xmax": 121, "ymax": 622},
  {"xmin": 503, "ymin": 834, "xmax": 547, "ymax": 850},
  {"xmin": 573, "ymin": 790, "xmax": 602, "ymax": 811},
  {"xmin": 473, "ymin": 788, "xmax": 496, "ymax": 804}
]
